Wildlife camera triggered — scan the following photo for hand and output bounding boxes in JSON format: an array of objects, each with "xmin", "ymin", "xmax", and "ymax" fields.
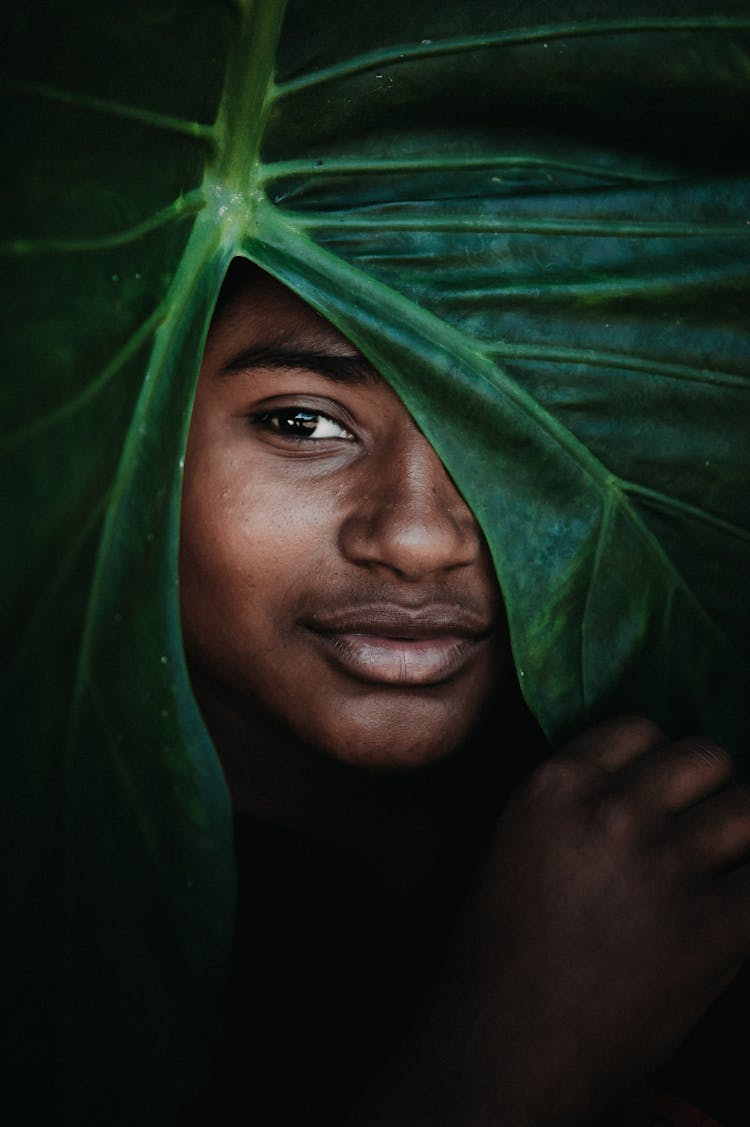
[{"xmin": 356, "ymin": 717, "xmax": 750, "ymax": 1126}]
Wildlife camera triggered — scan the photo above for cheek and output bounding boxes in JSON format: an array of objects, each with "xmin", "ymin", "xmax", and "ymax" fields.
[{"xmin": 179, "ymin": 463, "xmax": 336, "ymax": 663}]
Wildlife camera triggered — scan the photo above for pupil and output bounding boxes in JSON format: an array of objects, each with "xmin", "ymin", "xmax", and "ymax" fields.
[{"xmin": 283, "ymin": 411, "xmax": 317, "ymax": 435}]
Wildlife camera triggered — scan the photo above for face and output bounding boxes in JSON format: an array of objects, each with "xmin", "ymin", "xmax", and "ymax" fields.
[{"xmin": 180, "ymin": 263, "xmax": 516, "ymax": 774}]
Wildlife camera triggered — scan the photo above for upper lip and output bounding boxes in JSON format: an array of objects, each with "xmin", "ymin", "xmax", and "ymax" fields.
[{"xmin": 305, "ymin": 603, "xmax": 495, "ymax": 640}]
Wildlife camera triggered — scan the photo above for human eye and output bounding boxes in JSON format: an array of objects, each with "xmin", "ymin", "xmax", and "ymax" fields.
[{"xmin": 251, "ymin": 407, "xmax": 355, "ymax": 442}]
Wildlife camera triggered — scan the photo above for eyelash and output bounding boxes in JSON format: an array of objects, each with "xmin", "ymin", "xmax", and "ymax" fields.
[{"xmin": 251, "ymin": 408, "xmax": 355, "ymax": 442}]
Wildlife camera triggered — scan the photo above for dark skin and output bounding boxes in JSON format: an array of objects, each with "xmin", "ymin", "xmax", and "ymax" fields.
[
  {"xmin": 180, "ymin": 262, "xmax": 750, "ymax": 1125},
  {"xmin": 180, "ymin": 260, "xmax": 532, "ymax": 877}
]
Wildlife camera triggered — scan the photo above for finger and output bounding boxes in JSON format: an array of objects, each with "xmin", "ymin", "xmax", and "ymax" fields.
[
  {"xmin": 559, "ymin": 715, "xmax": 666, "ymax": 774},
  {"xmin": 623, "ymin": 737, "xmax": 733, "ymax": 815},
  {"xmin": 676, "ymin": 785, "xmax": 750, "ymax": 871},
  {"xmin": 717, "ymin": 864, "xmax": 750, "ymax": 957}
]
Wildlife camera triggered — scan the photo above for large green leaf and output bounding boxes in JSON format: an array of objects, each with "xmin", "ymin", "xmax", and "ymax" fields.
[{"xmin": 3, "ymin": 0, "xmax": 749, "ymax": 1120}]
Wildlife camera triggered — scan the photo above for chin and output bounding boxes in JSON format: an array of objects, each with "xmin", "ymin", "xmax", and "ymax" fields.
[
  {"xmin": 305, "ymin": 705, "xmax": 473, "ymax": 773},
  {"xmin": 275, "ymin": 672, "xmax": 496, "ymax": 773}
]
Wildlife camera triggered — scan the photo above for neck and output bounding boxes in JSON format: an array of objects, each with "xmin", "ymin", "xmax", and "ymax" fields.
[{"xmin": 188, "ymin": 662, "xmax": 546, "ymax": 892}]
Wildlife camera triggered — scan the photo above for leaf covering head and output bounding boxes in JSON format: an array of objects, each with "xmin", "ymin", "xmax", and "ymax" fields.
[{"xmin": 2, "ymin": 1, "xmax": 749, "ymax": 1121}]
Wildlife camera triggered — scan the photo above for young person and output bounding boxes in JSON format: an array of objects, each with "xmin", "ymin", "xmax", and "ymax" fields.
[{"xmin": 179, "ymin": 260, "xmax": 750, "ymax": 1126}]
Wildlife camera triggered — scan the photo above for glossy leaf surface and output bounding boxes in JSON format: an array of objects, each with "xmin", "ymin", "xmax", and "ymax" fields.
[{"xmin": 2, "ymin": 1, "xmax": 749, "ymax": 1120}]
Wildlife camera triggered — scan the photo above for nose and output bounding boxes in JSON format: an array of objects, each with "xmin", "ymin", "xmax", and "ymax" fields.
[{"xmin": 338, "ymin": 423, "xmax": 483, "ymax": 581}]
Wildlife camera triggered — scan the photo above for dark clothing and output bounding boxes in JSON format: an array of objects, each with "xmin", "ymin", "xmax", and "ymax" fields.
[
  {"xmin": 182, "ymin": 814, "xmax": 477, "ymax": 1123},
  {"xmin": 183, "ymin": 815, "xmax": 749, "ymax": 1126}
]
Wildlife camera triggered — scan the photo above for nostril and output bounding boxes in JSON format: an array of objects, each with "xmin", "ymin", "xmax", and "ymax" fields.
[{"xmin": 339, "ymin": 492, "xmax": 481, "ymax": 579}]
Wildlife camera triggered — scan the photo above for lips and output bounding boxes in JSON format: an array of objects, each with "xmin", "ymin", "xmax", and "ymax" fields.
[{"xmin": 304, "ymin": 604, "xmax": 495, "ymax": 686}]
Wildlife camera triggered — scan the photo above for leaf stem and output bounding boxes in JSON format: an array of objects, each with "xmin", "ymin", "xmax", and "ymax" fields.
[{"xmin": 209, "ymin": 0, "xmax": 288, "ymax": 191}]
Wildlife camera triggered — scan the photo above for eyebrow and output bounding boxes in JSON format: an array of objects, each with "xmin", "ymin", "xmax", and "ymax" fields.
[{"xmin": 220, "ymin": 345, "xmax": 381, "ymax": 385}]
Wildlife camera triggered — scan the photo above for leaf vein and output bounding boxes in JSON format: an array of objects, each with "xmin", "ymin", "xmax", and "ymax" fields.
[
  {"xmin": 1, "ymin": 302, "xmax": 168, "ymax": 456},
  {"xmin": 619, "ymin": 499, "xmax": 750, "ymax": 675},
  {"xmin": 484, "ymin": 343, "xmax": 750, "ymax": 390},
  {"xmin": 0, "ymin": 190, "xmax": 206, "ymax": 257},
  {"xmin": 3, "ymin": 78, "xmax": 217, "ymax": 142},
  {"xmin": 581, "ymin": 490, "xmax": 616, "ymax": 713},
  {"xmin": 622, "ymin": 481, "xmax": 750, "ymax": 542},
  {"xmin": 260, "ymin": 155, "xmax": 666, "ymax": 186},
  {"xmin": 289, "ymin": 212, "xmax": 750, "ymax": 238},
  {"xmin": 275, "ymin": 17, "xmax": 750, "ymax": 97}
]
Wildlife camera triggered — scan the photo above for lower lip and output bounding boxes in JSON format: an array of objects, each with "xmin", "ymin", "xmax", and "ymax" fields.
[{"xmin": 311, "ymin": 632, "xmax": 484, "ymax": 686}]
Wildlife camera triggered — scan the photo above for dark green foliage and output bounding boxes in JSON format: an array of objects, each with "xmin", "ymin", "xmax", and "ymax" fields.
[{"xmin": 2, "ymin": 1, "xmax": 749, "ymax": 1120}]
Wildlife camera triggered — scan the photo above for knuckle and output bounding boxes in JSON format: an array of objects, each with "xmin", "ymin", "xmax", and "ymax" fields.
[
  {"xmin": 526, "ymin": 756, "xmax": 592, "ymax": 803},
  {"xmin": 592, "ymin": 792, "xmax": 640, "ymax": 845},
  {"xmin": 612, "ymin": 714, "xmax": 666, "ymax": 747}
]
